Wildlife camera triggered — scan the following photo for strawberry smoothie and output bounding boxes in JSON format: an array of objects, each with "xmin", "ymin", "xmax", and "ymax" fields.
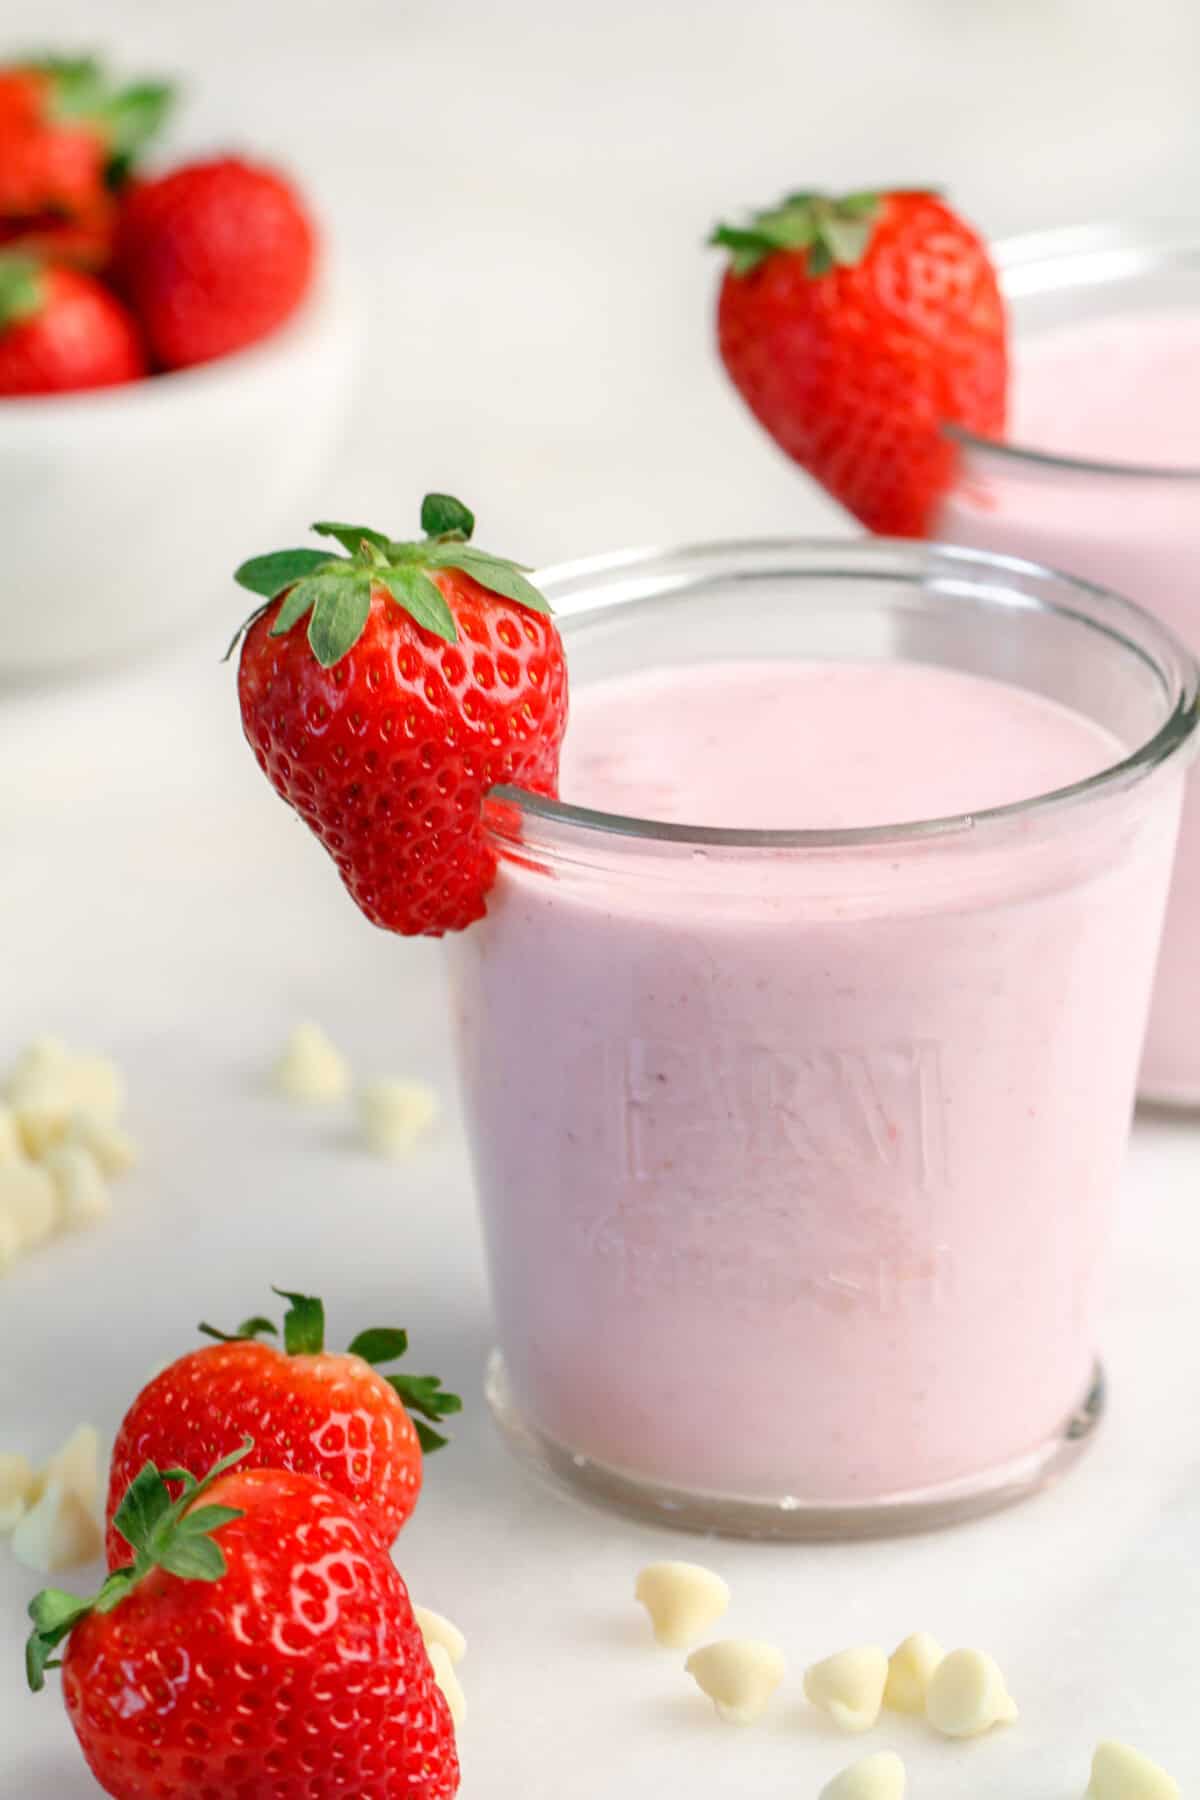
[
  {"xmin": 935, "ymin": 256, "xmax": 1200, "ymax": 1103},
  {"xmin": 448, "ymin": 543, "xmax": 1196, "ymax": 1532}
]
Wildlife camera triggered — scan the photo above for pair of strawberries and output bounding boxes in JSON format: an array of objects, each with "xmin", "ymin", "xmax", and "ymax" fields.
[
  {"xmin": 233, "ymin": 193, "xmax": 1006, "ymax": 939},
  {"xmin": 0, "ymin": 55, "xmax": 316, "ymax": 394},
  {"xmin": 28, "ymin": 1288, "xmax": 463, "ymax": 1797}
]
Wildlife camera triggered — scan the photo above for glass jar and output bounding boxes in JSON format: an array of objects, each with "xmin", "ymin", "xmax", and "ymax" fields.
[
  {"xmin": 935, "ymin": 220, "xmax": 1200, "ymax": 1104},
  {"xmin": 447, "ymin": 539, "xmax": 1197, "ymax": 1538}
]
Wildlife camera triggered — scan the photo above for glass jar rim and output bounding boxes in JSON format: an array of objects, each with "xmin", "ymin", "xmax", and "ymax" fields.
[
  {"xmin": 490, "ymin": 537, "xmax": 1199, "ymax": 852},
  {"xmin": 949, "ymin": 218, "xmax": 1200, "ymax": 481}
]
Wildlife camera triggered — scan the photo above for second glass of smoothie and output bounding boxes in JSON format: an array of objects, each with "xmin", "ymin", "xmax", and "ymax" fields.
[
  {"xmin": 935, "ymin": 221, "xmax": 1200, "ymax": 1104},
  {"xmin": 449, "ymin": 540, "xmax": 1197, "ymax": 1538}
]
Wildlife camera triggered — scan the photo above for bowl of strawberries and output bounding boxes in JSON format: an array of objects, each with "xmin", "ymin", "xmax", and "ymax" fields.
[{"xmin": 0, "ymin": 55, "xmax": 358, "ymax": 678}]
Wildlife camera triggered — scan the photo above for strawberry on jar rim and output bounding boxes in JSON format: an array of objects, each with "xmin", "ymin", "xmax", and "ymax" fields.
[
  {"xmin": 29, "ymin": 1445, "xmax": 460, "ymax": 1799},
  {"xmin": 0, "ymin": 255, "xmax": 146, "ymax": 394},
  {"xmin": 104, "ymin": 1286, "xmax": 460, "ymax": 1567},
  {"xmin": 711, "ymin": 187, "xmax": 1008, "ymax": 537},
  {"xmin": 230, "ymin": 493, "xmax": 569, "ymax": 937}
]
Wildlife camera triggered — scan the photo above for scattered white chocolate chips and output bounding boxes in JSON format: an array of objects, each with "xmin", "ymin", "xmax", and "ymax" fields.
[
  {"xmin": 635, "ymin": 1560, "xmax": 731, "ymax": 1649},
  {"xmin": 685, "ymin": 1639, "xmax": 786, "ymax": 1725},
  {"xmin": 415, "ymin": 1604, "xmax": 467, "ymax": 1666},
  {"xmin": 0, "ymin": 1038, "xmax": 137, "ymax": 1273},
  {"xmin": 428, "ymin": 1640, "xmax": 466, "ymax": 1731},
  {"xmin": 1086, "ymin": 1741, "xmax": 1180, "ymax": 1800},
  {"xmin": 272, "ymin": 1022, "xmax": 351, "ymax": 1105},
  {"xmin": 819, "ymin": 1750, "xmax": 907, "ymax": 1800},
  {"xmin": 804, "ymin": 1647, "xmax": 889, "ymax": 1734},
  {"xmin": 925, "ymin": 1648, "xmax": 1017, "ymax": 1738},
  {"xmin": 11, "ymin": 1479, "xmax": 103, "ymax": 1575},
  {"xmin": 358, "ymin": 1078, "xmax": 439, "ymax": 1157},
  {"xmin": 883, "ymin": 1631, "xmax": 944, "ymax": 1715}
]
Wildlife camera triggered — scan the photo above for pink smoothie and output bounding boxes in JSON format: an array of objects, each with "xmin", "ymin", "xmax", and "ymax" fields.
[
  {"xmin": 449, "ymin": 657, "xmax": 1182, "ymax": 1506},
  {"xmin": 936, "ymin": 309, "xmax": 1200, "ymax": 1101}
]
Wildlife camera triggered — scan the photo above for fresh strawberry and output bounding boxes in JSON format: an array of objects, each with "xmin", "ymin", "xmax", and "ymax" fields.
[
  {"xmin": 0, "ymin": 57, "xmax": 172, "ymax": 223},
  {"xmin": 711, "ymin": 188, "xmax": 1007, "ymax": 536},
  {"xmin": 30, "ymin": 1447, "xmax": 460, "ymax": 1799},
  {"xmin": 104, "ymin": 1287, "xmax": 460, "ymax": 1568},
  {"xmin": 115, "ymin": 156, "xmax": 316, "ymax": 368},
  {"xmin": 231, "ymin": 494, "xmax": 569, "ymax": 935},
  {"xmin": 0, "ymin": 256, "xmax": 145, "ymax": 394}
]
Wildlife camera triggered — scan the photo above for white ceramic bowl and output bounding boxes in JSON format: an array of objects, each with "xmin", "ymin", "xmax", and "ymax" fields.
[{"xmin": 0, "ymin": 272, "xmax": 361, "ymax": 678}]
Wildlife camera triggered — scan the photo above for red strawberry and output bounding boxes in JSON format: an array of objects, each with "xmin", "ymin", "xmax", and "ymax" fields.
[
  {"xmin": 231, "ymin": 494, "xmax": 569, "ymax": 936},
  {"xmin": 116, "ymin": 156, "xmax": 316, "ymax": 368},
  {"xmin": 30, "ymin": 1447, "xmax": 460, "ymax": 1798},
  {"xmin": 104, "ymin": 1288, "xmax": 460, "ymax": 1568},
  {"xmin": 0, "ymin": 256, "xmax": 146, "ymax": 394},
  {"xmin": 712, "ymin": 188, "xmax": 1007, "ymax": 536},
  {"xmin": 0, "ymin": 58, "xmax": 172, "ymax": 223}
]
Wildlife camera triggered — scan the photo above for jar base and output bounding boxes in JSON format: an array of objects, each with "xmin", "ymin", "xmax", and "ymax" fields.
[{"xmin": 486, "ymin": 1352, "xmax": 1105, "ymax": 1541}]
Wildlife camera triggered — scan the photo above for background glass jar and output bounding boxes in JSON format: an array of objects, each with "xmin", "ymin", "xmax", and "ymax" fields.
[
  {"xmin": 935, "ymin": 220, "xmax": 1200, "ymax": 1105},
  {"xmin": 447, "ymin": 540, "xmax": 1197, "ymax": 1539}
]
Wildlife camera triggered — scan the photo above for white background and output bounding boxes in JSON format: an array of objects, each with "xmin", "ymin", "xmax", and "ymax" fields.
[{"xmin": 2, "ymin": 1, "xmax": 1199, "ymax": 1794}]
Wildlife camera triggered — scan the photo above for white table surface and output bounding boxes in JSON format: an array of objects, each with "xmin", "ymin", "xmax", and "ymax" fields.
[{"xmin": 3, "ymin": 1, "xmax": 1200, "ymax": 1793}]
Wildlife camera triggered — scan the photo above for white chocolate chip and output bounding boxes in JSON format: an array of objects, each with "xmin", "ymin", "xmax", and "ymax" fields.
[
  {"xmin": 0, "ymin": 1107, "xmax": 22, "ymax": 1166},
  {"xmin": 5, "ymin": 1036, "xmax": 68, "ymax": 1088},
  {"xmin": 926, "ymin": 1648, "xmax": 1017, "ymax": 1738},
  {"xmin": 0, "ymin": 1453, "xmax": 36, "ymax": 1533},
  {"xmin": 1086, "ymin": 1741, "xmax": 1180, "ymax": 1800},
  {"xmin": 0, "ymin": 1161, "xmax": 57, "ymax": 1249},
  {"xmin": 819, "ymin": 1750, "xmax": 907, "ymax": 1800},
  {"xmin": 415, "ymin": 1604, "xmax": 467, "ymax": 1665},
  {"xmin": 358, "ymin": 1079, "xmax": 438, "ymax": 1157},
  {"xmin": 685, "ymin": 1639, "xmax": 786, "ymax": 1725},
  {"xmin": 428, "ymin": 1640, "xmax": 466, "ymax": 1730},
  {"xmin": 883, "ymin": 1632, "xmax": 944, "ymax": 1715},
  {"xmin": 804, "ymin": 1647, "xmax": 889, "ymax": 1733},
  {"xmin": 11, "ymin": 1478, "xmax": 102, "ymax": 1574},
  {"xmin": 635, "ymin": 1561, "xmax": 730, "ymax": 1649},
  {"xmin": 62, "ymin": 1110, "xmax": 139, "ymax": 1178},
  {"xmin": 273, "ymin": 1022, "xmax": 351, "ymax": 1105},
  {"xmin": 8, "ymin": 1046, "xmax": 123, "ymax": 1158},
  {"xmin": 32, "ymin": 1425, "xmax": 100, "ymax": 1511},
  {"xmin": 42, "ymin": 1145, "xmax": 111, "ymax": 1233}
]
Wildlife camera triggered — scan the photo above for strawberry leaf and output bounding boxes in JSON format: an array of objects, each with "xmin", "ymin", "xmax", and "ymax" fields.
[
  {"xmin": 112, "ymin": 1461, "xmax": 172, "ymax": 1556},
  {"xmin": 387, "ymin": 1371, "xmax": 463, "ymax": 1424},
  {"xmin": 0, "ymin": 257, "xmax": 44, "ymax": 331},
  {"xmin": 273, "ymin": 1288, "xmax": 326, "ymax": 1356},
  {"xmin": 380, "ymin": 567, "xmax": 457, "ymax": 645},
  {"xmin": 421, "ymin": 493, "xmax": 476, "ymax": 539},
  {"xmin": 270, "ymin": 578, "xmax": 325, "ymax": 639},
  {"xmin": 156, "ymin": 1533, "xmax": 228, "ymax": 1582},
  {"xmin": 306, "ymin": 575, "xmax": 373, "ymax": 668},
  {"xmin": 235, "ymin": 548, "xmax": 334, "ymax": 599},
  {"xmin": 312, "ymin": 521, "xmax": 392, "ymax": 556},
  {"xmin": 414, "ymin": 1421, "xmax": 449, "ymax": 1455},
  {"xmin": 347, "ymin": 1327, "xmax": 409, "ymax": 1365},
  {"xmin": 102, "ymin": 83, "xmax": 174, "ymax": 166},
  {"xmin": 442, "ymin": 548, "xmax": 551, "ymax": 615}
]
